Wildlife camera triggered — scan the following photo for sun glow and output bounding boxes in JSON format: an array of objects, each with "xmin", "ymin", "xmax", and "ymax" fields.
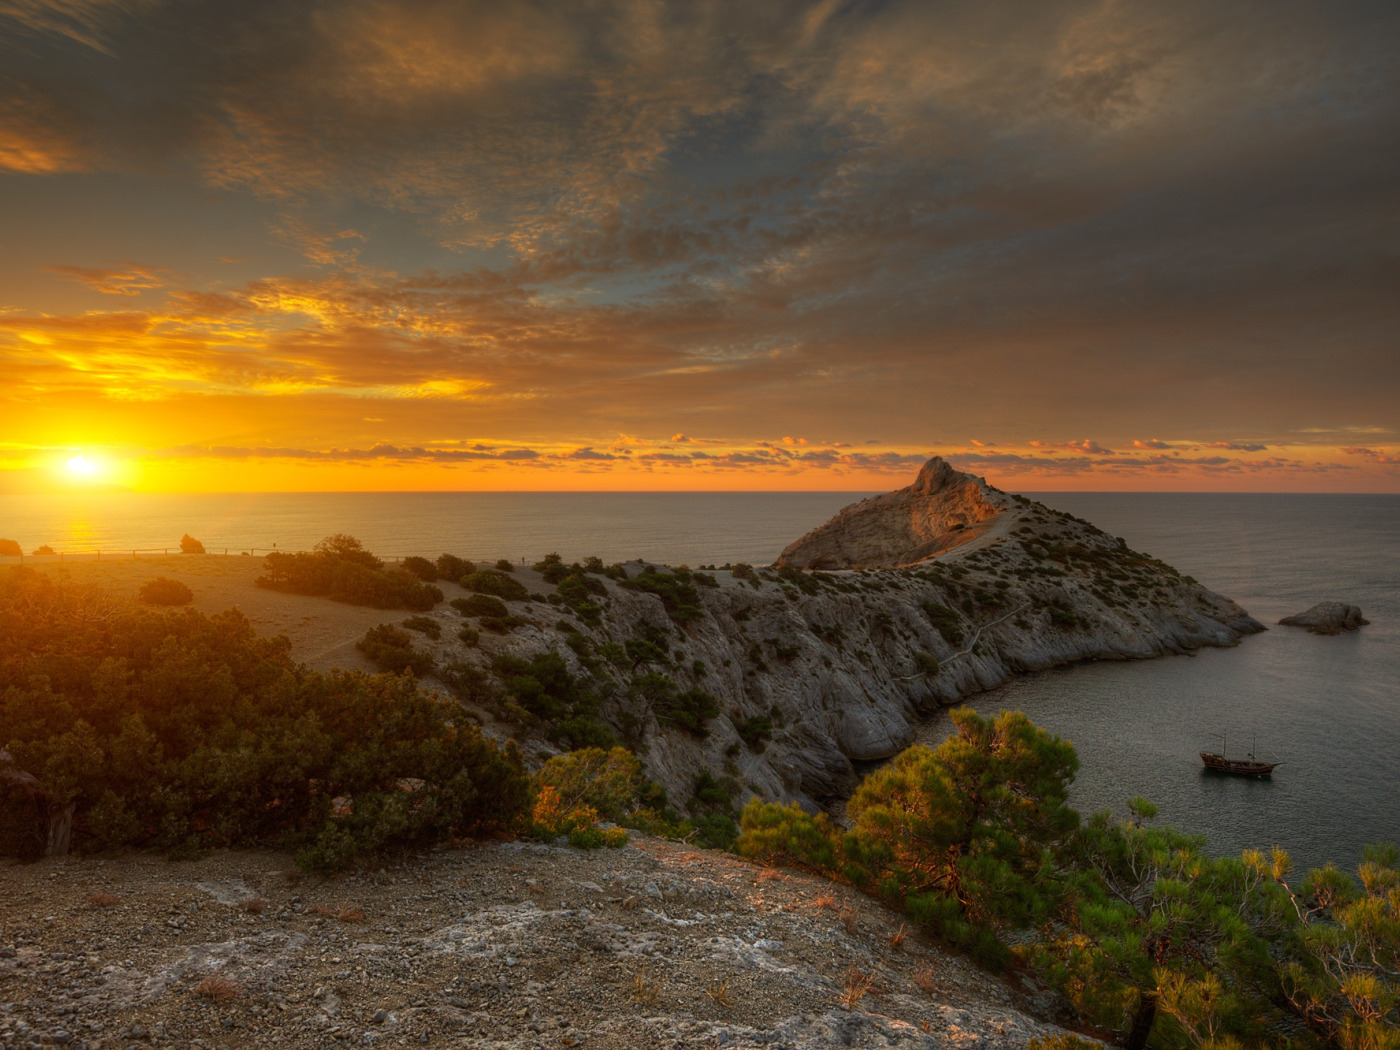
[{"xmin": 67, "ymin": 455, "xmax": 99, "ymax": 477}]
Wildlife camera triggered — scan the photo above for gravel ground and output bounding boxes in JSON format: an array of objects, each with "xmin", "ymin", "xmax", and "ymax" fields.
[{"xmin": 0, "ymin": 836, "xmax": 1089, "ymax": 1049}]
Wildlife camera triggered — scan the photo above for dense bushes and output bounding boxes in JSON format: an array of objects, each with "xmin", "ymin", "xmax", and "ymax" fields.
[
  {"xmin": 620, "ymin": 567, "xmax": 704, "ymax": 623},
  {"xmin": 435, "ymin": 554, "xmax": 475, "ymax": 580},
  {"xmin": 0, "ymin": 539, "xmax": 21, "ymax": 557},
  {"xmin": 139, "ymin": 576, "xmax": 194, "ymax": 606},
  {"xmin": 0, "ymin": 567, "xmax": 527, "ymax": 867},
  {"xmin": 256, "ymin": 536, "xmax": 443, "ymax": 611},
  {"xmin": 739, "ymin": 708, "xmax": 1077, "ymax": 959},
  {"xmin": 626, "ymin": 673, "xmax": 720, "ymax": 736},
  {"xmin": 400, "ymin": 556, "xmax": 437, "ymax": 581},
  {"xmin": 356, "ymin": 624, "xmax": 434, "ymax": 676},
  {"xmin": 461, "ymin": 569, "xmax": 530, "ymax": 601},
  {"xmin": 739, "ymin": 709, "xmax": 1400, "ymax": 1050},
  {"xmin": 179, "ymin": 534, "xmax": 205, "ymax": 554},
  {"xmin": 919, "ymin": 601, "xmax": 965, "ymax": 646},
  {"xmin": 490, "ymin": 651, "xmax": 613, "ymax": 749},
  {"xmin": 451, "ymin": 594, "xmax": 508, "ymax": 618}
]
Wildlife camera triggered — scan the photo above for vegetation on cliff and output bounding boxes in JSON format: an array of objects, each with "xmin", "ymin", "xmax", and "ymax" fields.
[
  {"xmin": 737, "ymin": 711, "xmax": 1400, "ymax": 1050},
  {"xmin": 3, "ymin": 554, "xmax": 1395, "ymax": 1048}
]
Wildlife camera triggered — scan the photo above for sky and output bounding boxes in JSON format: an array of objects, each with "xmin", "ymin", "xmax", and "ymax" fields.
[{"xmin": 1, "ymin": 0, "xmax": 1397, "ymax": 493}]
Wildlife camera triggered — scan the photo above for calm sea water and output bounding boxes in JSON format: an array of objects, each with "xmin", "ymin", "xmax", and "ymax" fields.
[
  {"xmin": 0, "ymin": 491, "xmax": 867, "ymax": 566},
  {"xmin": 943, "ymin": 494, "xmax": 1400, "ymax": 876},
  {"xmin": 2, "ymin": 490, "xmax": 1396, "ymax": 872}
]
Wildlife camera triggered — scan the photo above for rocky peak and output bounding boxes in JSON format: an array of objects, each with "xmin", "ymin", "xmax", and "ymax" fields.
[{"xmin": 776, "ymin": 455, "xmax": 1009, "ymax": 569}]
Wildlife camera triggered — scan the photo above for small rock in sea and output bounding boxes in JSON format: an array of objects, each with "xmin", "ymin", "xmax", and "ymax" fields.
[{"xmin": 1278, "ymin": 602, "xmax": 1369, "ymax": 635}]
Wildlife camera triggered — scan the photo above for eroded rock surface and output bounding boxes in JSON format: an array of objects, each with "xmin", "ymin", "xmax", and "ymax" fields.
[
  {"xmin": 1279, "ymin": 602, "xmax": 1369, "ymax": 635},
  {"xmin": 400, "ymin": 457, "xmax": 1264, "ymax": 810},
  {"xmin": 0, "ymin": 838, "xmax": 1092, "ymax": 1049},
  {"xmin": 776, "ymin": 457, "xmax": 1007, "ymax": 570}
]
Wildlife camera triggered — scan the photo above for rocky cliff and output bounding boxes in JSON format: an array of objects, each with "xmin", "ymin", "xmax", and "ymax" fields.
[
  {"xmin": 776, "ymin": 457, "xmax": 1009, "ymax": 569},
  {"xmin": 421, "ymin": 458, "xmax": 1263, "ymax": 814}
]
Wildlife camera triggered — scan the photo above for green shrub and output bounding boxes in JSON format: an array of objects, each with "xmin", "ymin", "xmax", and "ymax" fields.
[
  {"xmin": 400, "ymin": 556, "xmax": 438, "ymax": 581},
  {"xmin": 620, "ymin": 568, "xmax": 705, "ymax": 623},
  {"xmin": 919, "ymin": 601, "xmax": 965, "ymax": 646},
  {"xmin": 257, "ymin": 537, "xmax": 442, "ymax": 611},
  {"xmin": 533, "ymin": 552, "xmax": 570, "ymax": 584},
  {"xmin": 913, "ymin": 652, "xmax": 940, "ymax": 676},
  {"xmin": 566, "ymin": 824, "xmax": 628, "ymax": 849},
  {"xmin": 734, "ymin": 714, "xmax": 773, "ymax": 752},
  {"xmin": 495, "ymin": 559, "xmax": 515, "ymax": 573},
  {"xmin": 451, "ymin": 594, "xmax": 508, "ymax": 618},
  {"xmin": 736, "ymin": 800, "xmax": 842, "ymax": 874},
  {"xmin": 0, "ymin": 539, "xmax": 21, "ymax": 557},
  {"xmin": 179, "ymin": 534, "xmax": 205, "ymax": 554},
  {"xmin": 691, "ymin": 813, "xmax": 738, "ymax": 850},
  {"xmin": 139, "ymin": 576, "xmax": 193, "ymax": 606},
  {"xmin": 479, "ymin": 614, "xmax": 530, "ymax": 634},
  {"xmin": 401, "ymin": 615, "xmax": 441, "ymax": 639},
  {"xmin": 435, "ymin": 554, "xmax": 475, "ymax": 579},
  {"xmin": 692, "ymin": 769, "xmax": 732, "ymax": 810},
  {"xmin": 492, "ymin": 652, "xmax": 601, "ymax": 738},
  {"xmin": 357, "ymin": 623, "xmax": 434, "ymax": 676},
  {"xmin": 461, "ymin": 570, "xmax": 530, "ymax": 601},
  {"xmin": 457, "ymin": 627, "xmax": 480, "ymax": 646},
  {"xmin": 315, "ymin": 533, "xmax": 381, "ymax": 569},
  {"xmin": 624, "ymin": 638, "xmax": 668, "ymax": 668}
]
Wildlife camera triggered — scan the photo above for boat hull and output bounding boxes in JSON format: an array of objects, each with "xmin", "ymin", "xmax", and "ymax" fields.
[{"xmin": 1200, "ymin": 752, "xmax": 1277, "ymax": 777}]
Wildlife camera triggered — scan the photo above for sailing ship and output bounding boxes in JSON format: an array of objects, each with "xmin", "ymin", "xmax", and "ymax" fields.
[{"xmin": 1200, "ymin": 733, "xmax": 1279, "ymax": 777}]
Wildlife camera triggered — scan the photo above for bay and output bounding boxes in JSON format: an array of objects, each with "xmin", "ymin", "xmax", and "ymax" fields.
[{"xmin": 942, "ymin": 493, "xmax": 1400, "ymax": 875}]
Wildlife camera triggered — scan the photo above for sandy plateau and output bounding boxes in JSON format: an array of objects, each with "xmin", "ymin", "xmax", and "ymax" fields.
[{"xmin": 14, "ymin": 555, "xmax": 421, "ymax": 676}]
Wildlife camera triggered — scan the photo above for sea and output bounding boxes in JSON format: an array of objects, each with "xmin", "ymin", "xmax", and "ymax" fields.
[{"xmin": 2, "ymin": 490, "xmax": 1397, "ymax": 874}]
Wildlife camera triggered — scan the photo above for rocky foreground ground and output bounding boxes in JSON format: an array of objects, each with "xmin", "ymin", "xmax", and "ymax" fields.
[{"xmin": 0, "ymin": 837, "xmax": 1087, "ymax": 1050}]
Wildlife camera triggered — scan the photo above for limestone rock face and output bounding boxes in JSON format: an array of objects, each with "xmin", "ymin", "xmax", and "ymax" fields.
[
  {"xmin": 1279, "ymin": 602, "xmax": 1369, "ymax": 635},
  {"xmin": 776, "ymin": 456, "xmax": 1007, "ymax": 569},
  {"xmin": 404, "ymin": 456, "xmax": 1264, "ymax": 813}
]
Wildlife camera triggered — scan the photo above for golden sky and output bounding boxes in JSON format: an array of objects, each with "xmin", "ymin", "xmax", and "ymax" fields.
[{"xmin": 2, "ymin": 0, "xmax": 1397, "ymax": 492}]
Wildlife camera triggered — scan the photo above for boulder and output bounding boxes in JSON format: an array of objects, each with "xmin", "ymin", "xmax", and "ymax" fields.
[{"xmin": 1278, "ymin": 602, "xmax": 1369, "ymax": 635}]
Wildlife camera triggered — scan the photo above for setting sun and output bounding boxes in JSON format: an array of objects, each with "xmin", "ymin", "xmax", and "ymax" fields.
[{"xmin": 66, "ymin": 455, "xmax": 99, "ymax": 477}]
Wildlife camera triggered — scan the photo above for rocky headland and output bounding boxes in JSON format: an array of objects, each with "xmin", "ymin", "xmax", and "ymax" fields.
[{"xmin": 418, "ymin": 457, "xmax": 1264, "ymax": 810}]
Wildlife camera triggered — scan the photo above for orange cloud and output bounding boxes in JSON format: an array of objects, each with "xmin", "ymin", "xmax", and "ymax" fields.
[{"xmin": 47, "ymin": 264, "xmax": 175, "ymax": 296}]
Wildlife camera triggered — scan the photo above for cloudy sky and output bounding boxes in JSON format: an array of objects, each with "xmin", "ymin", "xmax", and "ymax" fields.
[{"xmin": 2, "ymin": 0, "xmax": 1396, "ymax": 492}]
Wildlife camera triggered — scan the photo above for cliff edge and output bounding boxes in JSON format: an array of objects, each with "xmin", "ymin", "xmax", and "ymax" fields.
[
  {"xmin": 777, "ymin": 457, "xmax": 1008, "ymax": 569},
  {"xmin": 418, "ymin": 456, "xmax": 1266, "ymax": 810}
]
